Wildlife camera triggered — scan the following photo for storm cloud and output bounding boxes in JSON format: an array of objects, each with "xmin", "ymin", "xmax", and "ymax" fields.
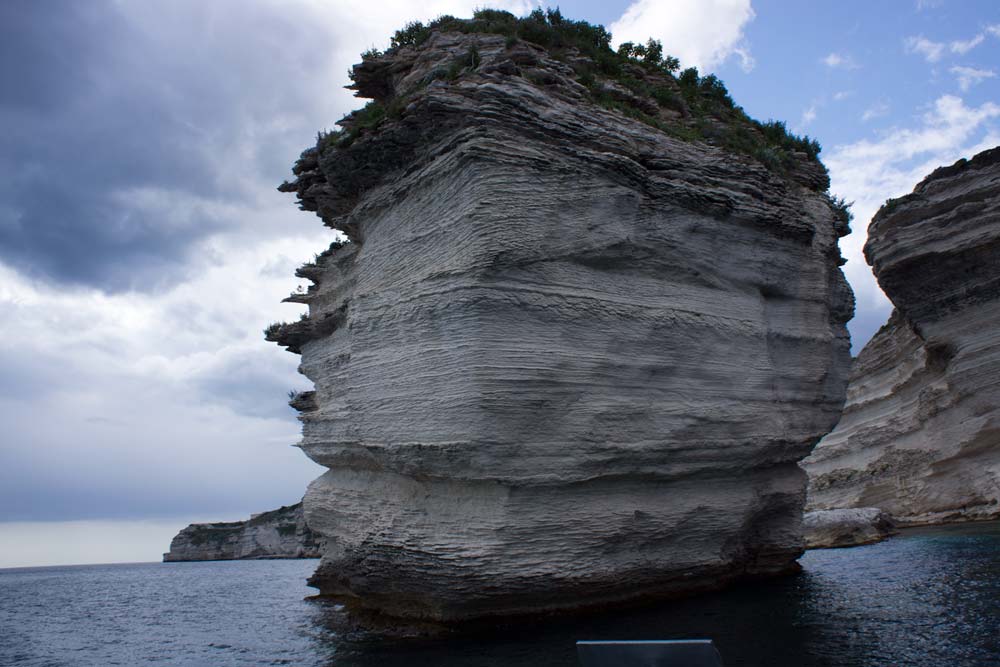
[
  {"xmin": 0, "ymin": 0, "xmax": 342, "ymax": 291},
  {"xmin": 0, "ymin": 0, "xmax": 531, "ymax": 529}
]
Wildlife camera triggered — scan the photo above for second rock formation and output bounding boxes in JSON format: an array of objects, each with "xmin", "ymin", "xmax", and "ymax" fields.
[
  {"xmin": 163, "ymin": 503, "xmax": 321, "ymax": 562},
  {"xmin": 804, "ymin": 147, "xmax": 1000, "ymax": 525}
]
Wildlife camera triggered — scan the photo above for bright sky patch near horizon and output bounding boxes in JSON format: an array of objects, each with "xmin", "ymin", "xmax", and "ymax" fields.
[{"xmin": 0, "ymin": 0, "xmax": 997, "ymax": 568}]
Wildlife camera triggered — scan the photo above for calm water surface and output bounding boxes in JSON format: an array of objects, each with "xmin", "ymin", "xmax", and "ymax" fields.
[{"xmin": 2, "ymin": 521, "xmax": 998, "ymax": 666}]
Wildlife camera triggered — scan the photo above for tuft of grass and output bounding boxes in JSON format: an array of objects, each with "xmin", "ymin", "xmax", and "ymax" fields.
[
  {"xmin": 650, "ymin": 85, "xmax": 684, "ymax": 113},
  {"xmin": 353, "ymin": 100, "xmax": 387, "ymax": 130},
  {"xmin": 332, "ymin": 100, "xmax": 389, "ymax": 148},
  {"xmin": 881, "ymin": 196, "xmax": 904, "ymax": 215},
  {"xmin": 390, "ymin": 20, "xmax": 431, "ymax": 49},
  {"xmin": 447, "ymin": 46, "xmax": 482, "ymax": 80},
  {"xmin": 316, "ymin": 129, "xmax": 342, "ymax": 153},
  {"xmin": 755, "ymin": 119, "xmax": 821, "ymax": 159},
  {"xmin": 830, "ymin": 195, "xmax": 854, "ymax": 226},
  {"xmin": 310, "ymin": 240, "xmax": 349, "ymax": 264}
]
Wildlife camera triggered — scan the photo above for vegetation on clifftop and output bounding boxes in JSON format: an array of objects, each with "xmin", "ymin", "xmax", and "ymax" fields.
[
  {"xmin": 347, "ymin": 7, "xmax": 826, "ymax": 182},
  {"xmin": 831, "ymin": 194, "xmax": 855, "ymax": 227}
]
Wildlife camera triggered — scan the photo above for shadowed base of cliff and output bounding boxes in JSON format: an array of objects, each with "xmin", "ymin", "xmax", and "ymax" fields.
[
  {"xmin": 307, "ymin": 559, "xmax": 805, "ymax": 640},
  {"xmin": 300, "ymin": 465, "xmax": 817, "ymax": 627}
]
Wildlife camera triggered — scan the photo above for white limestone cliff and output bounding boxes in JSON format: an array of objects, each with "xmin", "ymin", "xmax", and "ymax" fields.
[
  {"xmin": 272, "ymin": 15, "xmax": 853, "ymax": 623},
  {"xmin": 804, "ymin": 147, "xmax": 1000, "ymax": 526}
]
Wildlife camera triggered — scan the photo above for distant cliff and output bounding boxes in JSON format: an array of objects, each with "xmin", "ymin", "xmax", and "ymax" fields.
[
  {"xmin": 804, "ymin": 146, "xmax": 1000, "ymax": 525},
  {"xmin": 163, "ymin": 503, "xmax": 321, "ymax": 562},
  {"xmin": 271, "ymin": 10, "xmax": 853, "ymax": 623}
]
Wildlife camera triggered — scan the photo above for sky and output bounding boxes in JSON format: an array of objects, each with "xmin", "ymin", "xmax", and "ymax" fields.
[{"xmin": 0, "ymin": 0, "xmax": 998, "ymax": 568}]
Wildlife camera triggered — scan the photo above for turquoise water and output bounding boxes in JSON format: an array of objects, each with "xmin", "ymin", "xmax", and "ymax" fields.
[{"xmin": 1, "ymin": 521, "xmax": 998, "ymax": 666}]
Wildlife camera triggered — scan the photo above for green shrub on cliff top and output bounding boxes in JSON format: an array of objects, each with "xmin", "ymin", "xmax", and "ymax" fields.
[
  {"xmin": 830, "ymin": 194, "xmax": 854, "ymax": 226},
  {"xmin": 349, "ymin": 7, "xmax": 825, "ymax": 182},
  {"xmin": 383, "ymin": 8, "xmax": 612, "ymax": 60},
  {"xmin": 390, "ymin": 21, "xmax": 432, "ymax": 49},
  {"xmin": 617, "ymin": 39, "xmax": 680, "ymax": 75},
  {"xmin": 756, "ymin": 119, "xmax": 821, "ymax": 159}
]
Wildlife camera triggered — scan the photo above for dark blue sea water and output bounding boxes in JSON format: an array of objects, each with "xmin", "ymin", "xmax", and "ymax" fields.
[{"xmin": 2, "ymin": 521, "xmax": 998, "ymax": 666}]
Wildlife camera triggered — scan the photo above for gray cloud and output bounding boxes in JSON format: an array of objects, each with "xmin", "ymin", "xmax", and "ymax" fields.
[
  {"xmin": 0, "ymin": 0, "xmax": 334, "ymax": 292},
  {"xmin": 0, "ymin": 355, "xmax": 319, "ymax": 521},
  {"xmin": 192, "ymin": 348, "xmax": 311, "ymax": 421}
]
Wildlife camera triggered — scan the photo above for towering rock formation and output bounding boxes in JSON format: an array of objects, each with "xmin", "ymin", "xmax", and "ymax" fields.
[
  {"xmin": 271, "ymin": 12, "xmax": 853, "ymax": 623},
  {"xmin": 163, "ymin": 503, "xmax": 321, "ymax": 562},
  {"xmin": 805, "ymin": 147, "xmax": 1000, "ymax": 525}
]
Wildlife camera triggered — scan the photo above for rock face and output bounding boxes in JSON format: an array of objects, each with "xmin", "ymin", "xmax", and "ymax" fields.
[
  {"xmin": 803, "ymin": 508, "xmax": 896, "ymax": 549},
  {"xmin": 272, "ymin": 17, "xmax": 853, "ymax": 623},
  {"xmin": 804, "ymin": 147, "xmax": 1000, "ymax": 526},
  {"xmin": 163, "ymin": 503, "xmax": 321, "ymax": 562}
]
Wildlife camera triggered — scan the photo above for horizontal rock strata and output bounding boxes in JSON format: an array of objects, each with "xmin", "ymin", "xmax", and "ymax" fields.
[
  {"xmin": 804, "ymin": 147, "xmax": 1000, "ymax": 525},
  {"xmin": 163, "ymin": 503, "xmax": 321, "ymax": 562},
  {"xmin": 274, "ymin": 18, "xmax": 853, "ymax": 623},
  {"xmin": 803, "ymin": 508, "xmax": 896, "ymax": 549}
]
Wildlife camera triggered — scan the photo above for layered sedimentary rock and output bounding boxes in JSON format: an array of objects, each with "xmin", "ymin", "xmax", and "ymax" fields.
[
  {"xmin": 163, "ymin": 503, "xmax": 321, "ymax": 562},
  {"xmin": 803, "ymin": 508, "xmax": 896, "ymax": 549},
  {"xmin": 804, "ymin": 147, "xmax": 1000, "ymax": 525},
  {"xmin": 272, "ymin": 18, "xmax": 853, "ymax": 622}
]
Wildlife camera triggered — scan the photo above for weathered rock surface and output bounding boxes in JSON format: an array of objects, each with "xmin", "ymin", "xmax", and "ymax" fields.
[
  {"xmin": 803, "ymin": 508, "xmax": 896, "ymax": 548},
  {"xmin": 804, "ymin": 147, "xmax": 1000, "ymax": 525},
  {"xmin": 163, "ymin": 503, "xmax": 321, "ymax": 562},
  {"xmin": 273, "ymin": 21, "xmax": 853, "ymax": 623}
]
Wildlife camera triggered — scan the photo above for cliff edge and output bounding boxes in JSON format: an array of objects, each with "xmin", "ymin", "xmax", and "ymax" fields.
[
  {"xmin": 272, "ymin": 10, "xmax": 854, "ymax": 623},
  {"xmin": 163, "ymin": 502, "xmax": 321, "ymax": 562},
  {"xmin": 804, "ymin": 146, "xmax": 1000, "ymax": 525}
]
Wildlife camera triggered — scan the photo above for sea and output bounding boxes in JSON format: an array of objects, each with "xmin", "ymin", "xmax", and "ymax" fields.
[{"xmin": 1, "ymin": 521, "xmax": 998, "ymax": 667}]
